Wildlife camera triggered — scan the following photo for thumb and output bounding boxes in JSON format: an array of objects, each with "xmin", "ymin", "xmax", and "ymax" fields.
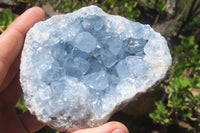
[{"xmin": 72, "ymin": 121, "xmax": 129, "ymax": 133}]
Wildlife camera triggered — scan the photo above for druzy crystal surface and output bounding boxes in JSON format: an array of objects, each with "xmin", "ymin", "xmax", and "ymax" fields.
[{"xmin": 20, "ymin": 5, "xmax": 172, "ymax": 131}]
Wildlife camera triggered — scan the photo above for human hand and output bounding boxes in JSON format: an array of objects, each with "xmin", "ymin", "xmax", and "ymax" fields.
[
  {"xmin": 0, "ymin": 7, "xmax": 129, "ymax": 133},
  {"xmin": 0, "ymin": 7, "xmax": 45, "ymax": 133}
]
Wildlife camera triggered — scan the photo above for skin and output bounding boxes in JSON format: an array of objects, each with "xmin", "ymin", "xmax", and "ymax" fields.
[{"xmin": 0, "ymin": 7, "xmax": 129, "ymax": 133}]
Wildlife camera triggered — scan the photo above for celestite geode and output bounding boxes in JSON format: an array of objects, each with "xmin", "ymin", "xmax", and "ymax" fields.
[{"xmin": 20, "ymin": 5, "xmax": 172, "ymax": 132}]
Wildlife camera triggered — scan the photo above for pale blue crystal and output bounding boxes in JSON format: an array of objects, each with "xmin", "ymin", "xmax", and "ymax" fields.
[
  {"xmin": 82, "ymin": 70, "xmax": 109, "ymax": 90},
  {"xmin": 20, "ymin": 5, "xmax": 172, "ymax": 132},
  {"xmin": 74, "ymin": 32, "xmax": 97, "ymax": 53},
  {"xmin": 73, "ymin": 57, "xmax": 90, "ymax": 75},
  {"xmin": 82, "ymin": 16, "xmax": 104, "ymax": 31},
  {"xmin": 124, "ymin": 38, "xmax": 147, "ymax": 54}
]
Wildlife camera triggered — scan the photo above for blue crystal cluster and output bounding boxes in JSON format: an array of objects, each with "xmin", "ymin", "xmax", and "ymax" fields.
[{"xmin": 20, "ymin": 5, "xmax": 172, "ymax": 131}]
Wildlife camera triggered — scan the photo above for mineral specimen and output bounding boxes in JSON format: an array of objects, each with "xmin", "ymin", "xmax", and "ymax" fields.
[{"xmin": 20, "ymin": 5, "xmax": 172, "ymax": 132}]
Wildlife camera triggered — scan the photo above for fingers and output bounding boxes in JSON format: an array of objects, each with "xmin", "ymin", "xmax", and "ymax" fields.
[
  {"xmin": 0, "ymin": 7, "xmax": 45, "ymax": 92},
  {"xmin": 0, "ymin": 100, "xmax": 44, "ymax": 133},
  {"xmin": 0, "ymin": 55, "xmax": 20, "ymax": 94},
  {"xmin": 0, "ymin": 101, "xmax": 28, "ymax": 133},
  {"xmin": 72, "ymin": 121, "xmax": 129, "ymax": 133},
  {"xmin": 18, "ymin": 111, "xmax": 45, "ymax": 133},
  {"xmin": 0, "ymin": 74, "xmax": 22, "ymax": 107}
]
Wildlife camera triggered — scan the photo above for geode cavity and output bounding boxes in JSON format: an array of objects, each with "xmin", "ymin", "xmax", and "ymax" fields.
[{"xmin": 20, "ymin": 5, "xmax": 172, "ymax": 132}]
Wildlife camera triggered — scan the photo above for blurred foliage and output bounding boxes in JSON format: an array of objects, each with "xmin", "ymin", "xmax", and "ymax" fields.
[
  {"xmin": 144, "ymin": 0, "xmax": 166, "ymax": 14},
  {"xmin": 150, "ymin": 36, "xmax": 200, "ymax": 132},
  {"xmin": 14, "ymin": 0, "xmax": 30, "ymax": 3},
  {"xmin": 13, "ymin": 0, "xmax": 141, "ymax": 20},
  {"xmin": 16, "ymin": 95, "xmax": 28, "ymax": 114},
  {"xmin": 0, "ymin": 9, "xmax": 18, "ymax": 32},
  {"xmin": 117, "ymin": 1, "xmax": 141, "ymax": 19},
  {"xmin": 176, "ymin": 0, "xmax": 200, "ymax": 37},
  {"xmin": 14, "ymin": 0, "xmax": 47, "ymax": 4},
  {"xmin": 149, "ymin": 101, "xmax": 170, "ymax": 125},
  {"xmin": 47, "ymin": 0, "xmax": 141, "ymax": 20},
  {"xmin": 184, "ymin": 17, "xmax": 200, "ymax": 34},
  {"xmin": 179, "ymin": 14, "xmax": 200, "ymax": 34}
]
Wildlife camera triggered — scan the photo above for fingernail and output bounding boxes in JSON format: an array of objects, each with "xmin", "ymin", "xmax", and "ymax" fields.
[{"xmin": 112, "ymin": 129, "xmax": 124, "ymax": 133}]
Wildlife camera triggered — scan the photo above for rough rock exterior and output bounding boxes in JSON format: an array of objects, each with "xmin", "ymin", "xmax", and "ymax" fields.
[{"xmin": 20, "ymin": 5, "xmax": 172, "ymax": 132}]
